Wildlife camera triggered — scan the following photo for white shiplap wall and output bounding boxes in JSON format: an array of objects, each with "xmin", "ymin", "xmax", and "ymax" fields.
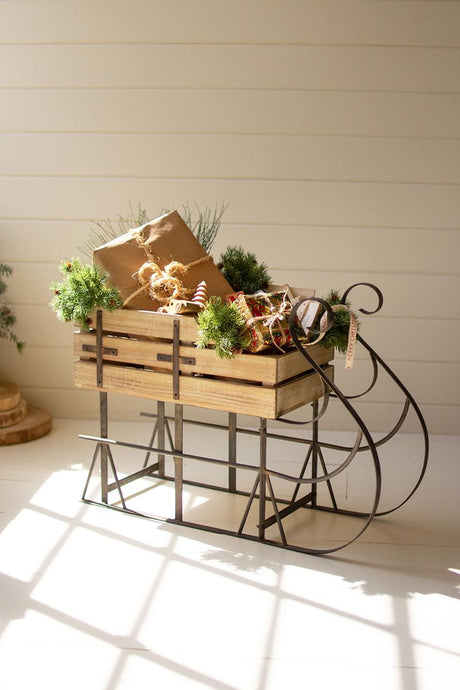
[{"xmin": 0, "ymin": 0, "xmax": 459, "ymax": 433}]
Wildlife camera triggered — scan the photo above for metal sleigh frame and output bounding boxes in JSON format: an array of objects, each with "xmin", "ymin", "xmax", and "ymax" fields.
[{"xmin": 79, "ymin": 283, "xmax": 429, "ymax": 556}]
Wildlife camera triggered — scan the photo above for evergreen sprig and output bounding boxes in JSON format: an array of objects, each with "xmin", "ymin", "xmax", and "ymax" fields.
[
  {"xmin": 50, "ymin": 258, "xmax": 122, "ymax": 331},
  {"xmin": 320, "ymin": 290, "xmax": 359, "ymax": 353},
  {"xmin": 0, "ymin": 262, "xmax": 24, "ymax": 353},
  {"xmin": 178, "ymin": 202, "xmax": 227, "ymax": 253},
  {"xmin": 78, "ymin": 202, "xmax": 151, "ymax": 258},
  {"xmin": 218, "ymin": 245, "xmax": 271, "ymax": 294},
  {"xmin": 196, "ymin": 297, "xmax": 250, "ymax": 359},
  {"xmin": 79, "ymin": 201, "xmax": 227, "ymax": 258}
]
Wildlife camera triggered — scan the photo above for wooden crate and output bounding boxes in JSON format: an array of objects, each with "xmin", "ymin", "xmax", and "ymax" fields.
[{"xmin": 73, "ymin": 309, "xmax": 334, "ymax": 419}]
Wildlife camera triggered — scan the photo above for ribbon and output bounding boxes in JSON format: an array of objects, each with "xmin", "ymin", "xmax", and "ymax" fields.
[{"xmin": 122, "ymin": 227, "xmax": 213, "ymax": 307}]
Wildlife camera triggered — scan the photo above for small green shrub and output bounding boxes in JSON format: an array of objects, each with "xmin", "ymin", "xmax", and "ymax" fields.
[
  {"xmin": 49, "ymin": 258, "xmax": 122, "ymax": 330},
  {"xmin": 218, "ymin": 245, "xmax": 271, "ymax": 294},
  {"xmin": 196, "ymin": 296, "xmax": 250, "ymax": 359}
]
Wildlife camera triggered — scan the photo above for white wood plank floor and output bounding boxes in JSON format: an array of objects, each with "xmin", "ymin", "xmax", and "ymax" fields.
[{"xmin": 0, "ymin": 417, "xmax": 458, "ymax": 690}]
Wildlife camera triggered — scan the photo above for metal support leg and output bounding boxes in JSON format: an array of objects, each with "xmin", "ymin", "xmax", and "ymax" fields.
[
  {"xmin": 157, "ymin": 401, "xmax": 166, "ymax": 477},
  {"xmin": 174, "ymin": 403, "xmax": 184, "ymax": 521},
  {"xmin": 238, "ymin": 473, "xmax": 260, "ymax": 534},
  {"xmin": 142, "ymin": 418, "xmax": 158, "ymax": 469},
  {"xmin": 142, "ymin": 401, "xmax": 166, "ymax": 474},
  {"xmin": 317, "ymin": 445, "xmax": 338, "ymax": 510},
  {"xmin": 311, "ymin": 400, "xmax": 319, "ymax": 507},
  {"xmin": 291, "ymin": 445, "xmax": 313, "ymax": 504},
  {"xmin": 95, "ymin": 309, "xmax": 109, "ymax": 505},
  {"xmin": 100, "ymin": 391, "xmax": 109, "ymax": 504},
  {"xmin": 228, "ymin": 412, "xmax": 237, "ymax": 492},
  {"xmin": 258, "ymin": 417, "xmax": 267, "ymax": 541}
]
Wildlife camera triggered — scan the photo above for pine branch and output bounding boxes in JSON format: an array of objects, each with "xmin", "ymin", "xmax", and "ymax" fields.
[
  {"xmin": 79, "ymin": 201, "xmax": 228, "ymax": 260},
  {"xmin": 0, "ymin": 262, "xmax": 13, "ymax": 297},
  {"xmin": 78, "ymin": 202, "xmax": 151, "ymax": 258},
  {"xmin": 179, "ymin": 202, "xmax": 228, "ymax": 253},
  {"xmin": 319, "ymin": 290, "xmax": 360, "ymax": 353},
  {"xmin": 196, "ymin": 297, "xmax": 249, "ymax": 359},
  {"xmin": 49, "ymin": 258, "xmax": 122, "ymax": 330},
  {"xmin": 218, "ymin": 246, "xmax": 271, "ymax": 294}
]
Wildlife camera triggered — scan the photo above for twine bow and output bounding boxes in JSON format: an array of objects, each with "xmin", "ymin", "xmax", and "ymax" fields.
[{"xmin": 122, "ymin": 229, "xmax": 212, "ymax": 307}]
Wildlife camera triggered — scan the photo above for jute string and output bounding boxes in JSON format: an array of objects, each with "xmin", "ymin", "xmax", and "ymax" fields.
[{"xmin": 122, "ymin": 229, "xmax": 213, "ymax": 307}]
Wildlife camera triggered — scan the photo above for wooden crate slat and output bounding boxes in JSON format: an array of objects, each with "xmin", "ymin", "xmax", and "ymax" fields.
[
  {"xmin": 88, "ymin": 309, "xmax": 199, "ymax": 342},
  {"xmin": 74, "ymin": 360, "xmax": 333, "ymax": 419}
]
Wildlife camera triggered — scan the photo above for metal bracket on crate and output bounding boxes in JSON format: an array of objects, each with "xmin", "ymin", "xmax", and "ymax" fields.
[
  {"xmin": 172, "ymin": 319, "xmax": 180, "ymax": 399},
  {"xmin": 166, "ymin": 318, "xmax": 197, "ymax": 399},
  {"xmin": 83, "ymin": 344, "xmax": 118, "ymax": 356},
  {"xmin": 157, "ymin": 354, "xmax": 196, "ymax": 365}
]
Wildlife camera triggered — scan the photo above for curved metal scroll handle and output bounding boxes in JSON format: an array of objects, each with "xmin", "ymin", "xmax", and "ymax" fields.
[
  {"xmin": 289, "ymin": 282, "xmax": 384, "ymax": 345},
  {"xmin": 341, "ymin": 282, "xmax": 384, "ymax": 315},
  {"xmin": 293, "ymin": 295, "xmax": 335, "ymax": 343}
]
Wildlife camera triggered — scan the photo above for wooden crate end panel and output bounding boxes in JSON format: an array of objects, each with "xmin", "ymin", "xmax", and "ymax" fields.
[
  {"xmin": 275, "ymin": 345, "xmax": 334, "ymax": 382},
  {"xmin": 275, "ymin": 365, "xmax": 334, "ymax": 418}
]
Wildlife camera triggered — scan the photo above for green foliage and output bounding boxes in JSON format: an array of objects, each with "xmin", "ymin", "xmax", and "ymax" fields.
[
  {"xmin": 218, "ymin": 245, "xmax": 271, "ymax": 294},
  {"xmin": 0, "ymin": 262, "xmax": 24, "ymax": 353},
  {"xmin": 78, "ymin": 202, "xmax": 151, "ymax": 258},
  {"xmin": 79, "ymin": 201, "xmax": 227, "ymax": 258},
  {"xmin": 319, "ymin": 290, "xmax": 359, "ymax": 354},
  {"xmin": 49, "ymin": 258, "xmax": 122, "ymax": 331},
  {"xmin": 178, "ymin": 202, "xmax": 227, "ymax": 253},
  {"xmin": 196, "ymin": 297, "xmax": 250, "ymax": 359},
  {"xmin": 0, "ymin": 262, "xmax": 12, "ymax": 296}
]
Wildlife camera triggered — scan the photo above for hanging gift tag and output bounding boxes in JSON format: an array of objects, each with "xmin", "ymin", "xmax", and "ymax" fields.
[
  {"xmin": 345, "ymin": 310, "xmax": 358, "ymax": 369},
  {"xmin": 296, "ymin": 300, "xmax": 322, "ymax": 340}
]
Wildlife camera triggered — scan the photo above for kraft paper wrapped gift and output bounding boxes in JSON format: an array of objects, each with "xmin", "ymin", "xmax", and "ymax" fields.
[{"xmin": 93, "ymin": 210, "xmax": 233, "ymax": 311}]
